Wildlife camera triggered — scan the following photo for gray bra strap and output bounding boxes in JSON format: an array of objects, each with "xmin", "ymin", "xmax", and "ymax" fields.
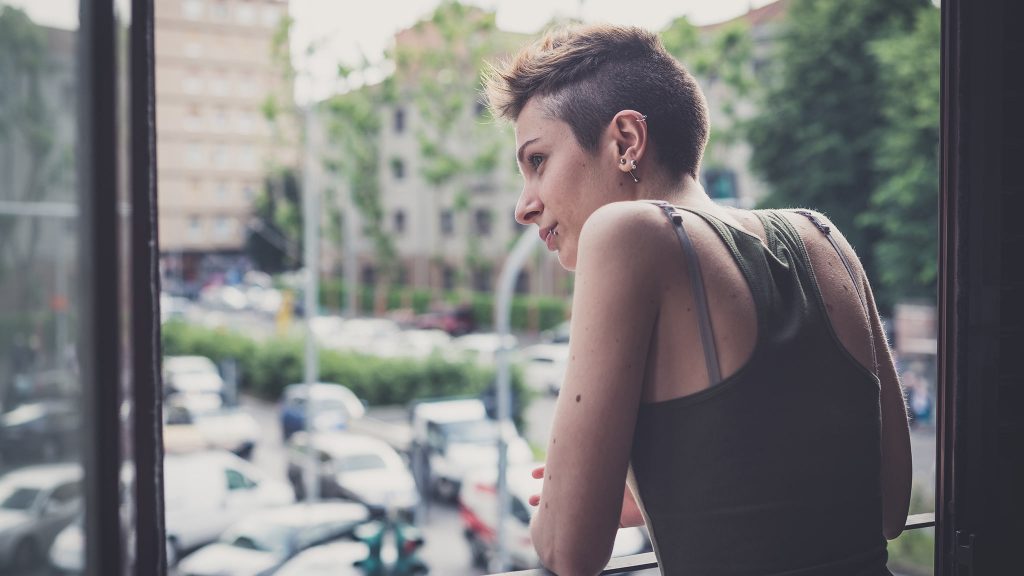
[
  {"xmin": 650, "ymin": 201, "xmax": 722, "ymax": 387},
  {"xmin": 792, "ymin": 209, "xmax": 878, "ymax": 372}
]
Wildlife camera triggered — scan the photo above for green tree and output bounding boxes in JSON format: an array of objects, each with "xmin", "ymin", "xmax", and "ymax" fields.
[
  {"xmin": 864, "ymin": 7, "xmax": 941, "ymax": 305},
  {"xmin": 245, "ymin": 167, "xmax": 302, "ymax": 273},
  {"xmin": 0, "ymin": 7, "xmax": 73, "ymax": 342},
  {"xmin": 395, "ymin": 1, "xmax": 514, "ymax": 293},
  {"xmin": 746, "ymin": 0, "xmax": 928, "ymax": 304}
]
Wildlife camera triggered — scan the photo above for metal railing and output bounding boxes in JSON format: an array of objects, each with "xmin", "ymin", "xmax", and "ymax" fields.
[{"xmin": 487, "ymin": 513, "xmax": 936, "ymax": 576}]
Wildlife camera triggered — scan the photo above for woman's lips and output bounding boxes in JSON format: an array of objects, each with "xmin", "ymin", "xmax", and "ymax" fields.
[{"xmin": 543, "ymin": 225, "xmax": 558, "ymax": 251}]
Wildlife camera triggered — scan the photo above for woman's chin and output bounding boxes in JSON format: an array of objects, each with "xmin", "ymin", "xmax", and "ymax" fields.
[{"xmin": 556, "ymin": 250, "xmax": 577, "ymax": 272}]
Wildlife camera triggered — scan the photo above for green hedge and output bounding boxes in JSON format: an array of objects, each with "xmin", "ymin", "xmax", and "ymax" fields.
[
  {"xmin": 316, "ymin": 280, "xmax": 569, "ymax": 332},
  {"xmin": 161, "ymin": 320, "xmax": 532, "ymax": 426}
]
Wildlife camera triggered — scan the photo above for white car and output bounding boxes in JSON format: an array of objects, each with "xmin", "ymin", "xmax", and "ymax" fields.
[
  {"xmin": 163, "ymin": 355, "xmax": 225, "ymax": 396},
  {"xmin": 447, "ymin": 333, "xmax": 518, "ymax": 365},
  {"xmin": 286, "ymin": 432, "xmax": 419, "ymax": 516},
  {"xmin": 164, "ymin": 451, "xmax": 294, "ymax": 563},
  {"xmin": 459, "ymin": 463, "xmax": 649, "ymax": 570},
  {"xmin": 0, "ymin": 463, "xmax": 82, "ymax": 571},
  {"xmin": 410, "ymin": 399, "xmax": 532, "ymax": 500},
  {"xmin": 166, "ymin": 398, "xmax": 261, "ymax": 460},
  {"xmin": 273, "ymin": 540, "xmax": 370, "ymax": 576},
  {"xmin": 518, "ymin": 342, "xmax": 570, "ymax": 395},
  {"xmin": 175, "ymin": 501, "xmax": 370, "ymax": 576}
]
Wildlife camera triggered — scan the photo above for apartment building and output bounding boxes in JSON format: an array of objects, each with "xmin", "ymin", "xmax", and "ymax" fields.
[
  {"xmin": 315, "ymin": 12, "xmax": 572, "ymax": 300},
  {"xmin": 154, "ymin": 0, "xmax": 295, "ymax": 287}
]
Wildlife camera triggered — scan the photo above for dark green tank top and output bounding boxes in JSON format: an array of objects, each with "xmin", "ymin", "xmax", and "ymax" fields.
[{"xmin": 630, "ymin": 207, "xmax": 889, "ymax": 576}]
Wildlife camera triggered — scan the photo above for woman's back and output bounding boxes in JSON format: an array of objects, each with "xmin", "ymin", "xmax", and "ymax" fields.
[{"xmin": 630, "ymin": 205, "xmax": 890, "ymax": 575}]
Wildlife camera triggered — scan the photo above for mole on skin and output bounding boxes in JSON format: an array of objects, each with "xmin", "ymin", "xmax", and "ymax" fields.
[{"xmin": 576, "ymin": 394, "xmax": 582, "ymax": 402}]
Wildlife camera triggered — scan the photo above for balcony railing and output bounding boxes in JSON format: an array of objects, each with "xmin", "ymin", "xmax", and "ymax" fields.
[{"xmin": 488, "ymin": 513, "xmax": 936, "ymax": 576}]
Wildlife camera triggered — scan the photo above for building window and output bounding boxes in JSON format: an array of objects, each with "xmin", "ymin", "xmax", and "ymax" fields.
[
  {"xmin": 236, "ymin": 4, "xmax": 255, "ymax": 25},
  {"xmin": 186, "ymin": 144, "xmax": 203, "ymax": 167},
  {"xmin": 393, "ymin": 210, "xmax": 406, "ymax": 234},
  {"xmin": 472, "ymin": 265, "xmax": 492, "ymax": 293},
  {"xmin": 442, "ymin": 266, "xmax": 456, "ymax": 291},
  {"xmin": 187, "ymin": 216, "xmax": 202, "ymax": 241},
  {"xmin": 440, "ymin": 210, "xmax": 454, "ymax": 237},
  {"xmin": 209, "ymin": 0, "xmax": 229, "ymax": 21},
  {"xmin": 515, "ymin": 270, "xmax": 530, "ymax": 294},
  {"xmin": 474, "ymin": 209, "xmax": 492, "ymax": 236},
  {"xmin": 394, "ymin": 108, "xmax": 405, "ymax": 133},
  {"xmin": 183, "ymin": 0, "xmax": 204, "ymax": 20},
  {"xmin": 243, "ymin": 183, "xmax": 256, "ymax": 200},
  {"xmin": 183, "ymin": 75, "xmax": 202, "ymax": 94},
  {"xmin": 391, "ymin": 158, "xmax": 405, "ymax": 180},
  {"xmin": 185, "ymin": 105, "xmax": 201, "ymax": 132},
  {"xmin": 215, "ymin": 182, "xmax": 228, "ymax": 200},
  {"xmin": 214, "ymin": 217, "xmax": 233, "ymax": 240},
  {"xmin": 262, "ymin": 5, "xmax": 280, "ymax": 27},
  {"xmin": 361, "ymin": 265, "xmax": 376, "ymax": 287}
]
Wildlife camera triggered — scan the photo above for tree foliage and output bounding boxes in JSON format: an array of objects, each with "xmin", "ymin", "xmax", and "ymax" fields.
[
  {"xmin": 396, "ymin": 1, "xmax": 512, "ymax": 289},
  {"xmin": 245, "ymin": 168, "xmax": 302, "ymax": 273},
  {"xmin": 864, "ymin": 7, "xmax": 941, "ymax": 305},
  {"xmin": 746, "ymin": 0, "xmax": 930, "ymax": 305},
  {"xmin": 0, "ymin": 7, "xmax": 72, "ymax": 307}
]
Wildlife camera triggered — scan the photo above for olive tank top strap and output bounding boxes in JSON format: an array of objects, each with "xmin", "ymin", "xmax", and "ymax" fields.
[{"xmin": 647, "ymin": 200, "xmax": 721, "ymax": 387}]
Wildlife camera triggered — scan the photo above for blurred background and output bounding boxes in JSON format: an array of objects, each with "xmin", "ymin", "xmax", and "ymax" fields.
[{"xmin": 0, "ymin": 0, "xmax": 940, "ymax": 574}]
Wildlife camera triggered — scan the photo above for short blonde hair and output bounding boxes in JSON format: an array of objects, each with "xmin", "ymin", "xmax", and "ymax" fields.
[{"xmin": 485, "ymin": 24, "xmax": 709, "ymax": 178}]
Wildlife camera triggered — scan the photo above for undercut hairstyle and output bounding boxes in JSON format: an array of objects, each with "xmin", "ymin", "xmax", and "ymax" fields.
[{"xmin": 485, "ymin": 24, "xmax": 710, "ymax": 179}]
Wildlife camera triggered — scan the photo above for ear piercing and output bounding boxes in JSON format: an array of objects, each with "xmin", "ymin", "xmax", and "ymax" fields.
[{"xmin": 619, "ymin": 158, "xmax": 640, "ymax": 183}]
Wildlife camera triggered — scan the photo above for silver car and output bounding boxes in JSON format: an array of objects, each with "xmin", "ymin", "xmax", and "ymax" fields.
[{"xmin": 0, "ymin": 462, "xmax": 82, "ymax": 571}]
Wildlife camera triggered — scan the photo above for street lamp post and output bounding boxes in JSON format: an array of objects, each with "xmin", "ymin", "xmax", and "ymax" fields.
[{"xmin": 492, "ymin": 227, "xmax": 540, "ymax": 573}]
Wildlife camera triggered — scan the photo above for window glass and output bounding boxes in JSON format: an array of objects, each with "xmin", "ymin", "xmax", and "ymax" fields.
[
  {"xmin": 0, "ymin": 0, "xmax": 92, "ymax": 571},
  {"xmin": 225, "ymin": 468, "xmax": 255, "ymax": 491}
]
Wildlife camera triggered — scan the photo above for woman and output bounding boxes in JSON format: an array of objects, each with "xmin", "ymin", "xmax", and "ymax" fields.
[{"xmin": 484, "ymin": 24, "xmax": 912, "ymax": 576}]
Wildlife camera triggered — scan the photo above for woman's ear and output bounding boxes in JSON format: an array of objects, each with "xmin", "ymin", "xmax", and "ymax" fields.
[{"xmin": 608, "ymin": 109, "xmax": 648, "ymax": 174}]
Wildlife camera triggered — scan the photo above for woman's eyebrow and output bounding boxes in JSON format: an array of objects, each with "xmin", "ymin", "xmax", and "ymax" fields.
[{"xmin": 516, "ymin": 137, "xmax": 540, "ymax": 165}]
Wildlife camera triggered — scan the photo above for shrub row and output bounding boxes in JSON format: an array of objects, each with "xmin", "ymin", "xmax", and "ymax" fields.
[
  {"xmin": 161, "ymin": 320, "xmax": 532, "ymax": 426},
  {"xmin": 318, "ymin": 280, "xmax": 569, "ymax": 332}
]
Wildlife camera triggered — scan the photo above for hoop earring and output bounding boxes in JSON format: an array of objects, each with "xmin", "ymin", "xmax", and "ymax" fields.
[{"xmin": 629, "ymin": 159, "xmax": 640, "ymax": 183}]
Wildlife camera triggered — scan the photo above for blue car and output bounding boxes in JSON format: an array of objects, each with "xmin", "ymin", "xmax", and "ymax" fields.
[{"xmin": 279, "ymin": 383, "xmax": 366, "ymax": 441}]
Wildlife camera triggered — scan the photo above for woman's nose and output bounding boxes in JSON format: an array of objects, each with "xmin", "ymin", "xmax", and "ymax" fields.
[{"xmin": 515, "ymin": 189, "xmax": 543, "ymax": 225}]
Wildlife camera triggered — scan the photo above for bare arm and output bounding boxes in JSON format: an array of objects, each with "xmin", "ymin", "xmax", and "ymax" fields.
[
  {"xmin": 529, "ymin": 203, "xmax": 662, "ymax": 575},
  {"xmin": 864, "ymin": 274, "xmax": 913, "ymax": 539}
]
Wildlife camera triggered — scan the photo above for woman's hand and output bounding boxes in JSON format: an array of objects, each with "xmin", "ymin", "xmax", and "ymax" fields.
[{"xmin": 527, "ymin": 464, "xmax": 645, "ymax": 528}]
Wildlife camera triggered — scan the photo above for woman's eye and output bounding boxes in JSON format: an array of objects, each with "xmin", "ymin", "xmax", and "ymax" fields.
[{"xmin": 529, "ymin": 154, "xmax": 544, "ymax": 170}]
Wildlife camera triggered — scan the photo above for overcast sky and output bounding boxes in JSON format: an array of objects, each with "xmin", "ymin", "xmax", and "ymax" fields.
[{"xmin": 10, "ymin": 0, "xmax": 778, "ymax": 102}]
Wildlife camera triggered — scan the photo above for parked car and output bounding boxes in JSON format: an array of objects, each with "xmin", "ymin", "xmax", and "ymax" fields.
[
  {"xmin": 0, "ymin": 398, "xmax": 81, "ymax": 464},
  {"xmin": 163, "ymin": 450, "xmax": 294, "ymax": 563},
  {"xmin": 459, "ymin": 463, "xmax": 649, "ymax": 570},
  {"xmin": 286, "ymin": 432, "xmax": 419, "ymax": 517},
  {"xmin": 410, "ymin": 399, "xmax": 532, "ymax": 501},
  {"xmin": 414, "ymin": 305, "xmax": 475, "ymax": 336},
  {"xmin": 446, "ymin": 333, "xmax": 518, "ymax": 365},
  {"xmin": 518, "ymin": 342, "xmax": 570, "ymax": 395},
  {"xmin": 279, "ymin": 383, "xmax": 366, "ymax": 441},
  {"xmin": 165, "ymin": 396, "xmax": 261, "ymax": 460},
  {"xmin": 273, "ymin": 540, "xmax": 370, "ymax": 576},
  {"xmin": 175, "ymin": 501, "xmax": 370, "ymax": 576},
  {"xmin": 0, "ymin": 463, "xmax": 82, "ymax": 571},
  {"xmin": 163, "ymin": 355, "xmax": 225, "ymax": 397}
]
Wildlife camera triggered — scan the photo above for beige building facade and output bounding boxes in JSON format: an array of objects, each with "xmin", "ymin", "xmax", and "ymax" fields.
[{"xmin": 154, "ymin": 0, "xmax": 294, "ymax": 285}]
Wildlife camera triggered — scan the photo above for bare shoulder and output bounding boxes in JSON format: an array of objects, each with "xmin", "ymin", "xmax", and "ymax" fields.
[
  {"xmin": 578, "ymin": 201, "xmax": 679, "ymax": 266},
  {"xmin": 777, "ymin": 208, "xmax": 865, "ymax": 276}
]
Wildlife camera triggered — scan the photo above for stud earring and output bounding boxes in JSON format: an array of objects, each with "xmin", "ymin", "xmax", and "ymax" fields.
[
  {"xmin": 620, "ymin": 158, "xmax": 627, "ymax": 165},
  {"xmin": 629, "ymin": 160, "xmax": 639, "ymax": 183}
]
